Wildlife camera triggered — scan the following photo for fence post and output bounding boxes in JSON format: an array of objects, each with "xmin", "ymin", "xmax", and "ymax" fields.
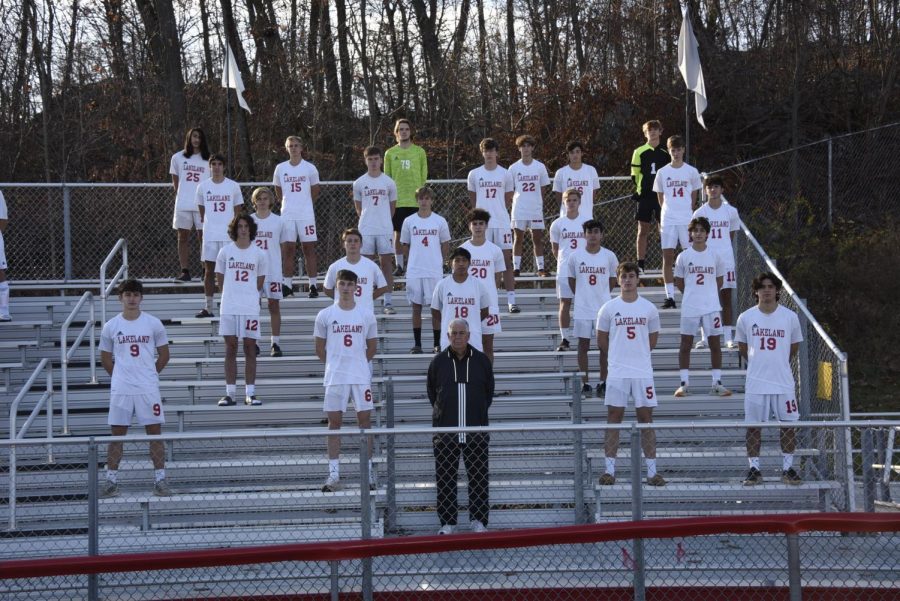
[
  {"xmin": 839, "ymin": 358, "xmax": 855, "ymax": 511},
  {"xmin": 796, "ymin": 298, "xmax": 812, "ymax": 478},
  {"xmin": 786, "ymin": 533, "xmax": 802, "ymax": 601},
  {"xmin": 571, "ymin": 374, "xmax": 585, "ymax": 523},
  {"xmin": 360, "ymin": 434, "xmax": 373, "ymax": 601},
  {"xmin": 630, "ymin": 425, "xmax": 646, "ymax": 601},
  {"xmin": 827, "ymin": 137, "xmax": 833, "ymax": 231},
  {"xmin": 861, "ymin": 428, "xmax": 876, "ymax": 513},
  {"xmin": 87, "ymin": 438, "xmax": 99, "ymax": 601},
  {"xmin": 329, "ymin": 561, "xmax": 340, "ymax": 601},
  {"xmin": 385, "ymin": 377, "xmax": 396, "ymax": 533},
  {"xmin": 63, "ymin": 184, "xmax": 73, "ymax": 282}
]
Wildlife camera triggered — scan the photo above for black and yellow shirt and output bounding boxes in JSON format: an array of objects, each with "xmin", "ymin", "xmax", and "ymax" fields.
[{"xmin": 630, "ymin": 143, "xmax": 670, "ymax": 198}]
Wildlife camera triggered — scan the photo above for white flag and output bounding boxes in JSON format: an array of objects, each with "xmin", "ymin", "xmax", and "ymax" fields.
[
  {"xmin": 678, "ymin": 5, "xmax": 707, "ymax": 129},
  {"xmin": 221, "ymin": 44, "xmax": 251, "ymax": 113}
]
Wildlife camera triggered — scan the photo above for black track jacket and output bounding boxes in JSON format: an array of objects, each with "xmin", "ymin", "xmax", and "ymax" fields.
[{"xmin": 427, "ymin": 344, "xmax": 494, "ymax": 433}]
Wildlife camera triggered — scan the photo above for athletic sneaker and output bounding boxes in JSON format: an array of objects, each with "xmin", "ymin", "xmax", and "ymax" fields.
[
  {"xmin": 245, "ymin": 395, "xmax": 262, "ymax": 406},
  {"xmin": 432, "ymin": 345, "xmax": 441, "ymax": 354},
  {"xmin": 153, "ymin": 479, "xmax": 173, "ymax": 497},
  {"xmin": 471, "ymin": 520, "xmax": 488, "ymax": 533},
  {"xmin": 661, "ymin": 298, "xmax": 677, "ymax": 309},
  {"xmin": 598, "ymin": 473, "xmax": 616, "ymax": 485},
  {"xmin": 508, "ymin": 304, "xmax": 521, "ymax": 314},
  {"xmin": 725, "ymin": 340, "xmax": 737, "ymax": 350},
  {"xmin": 536, "ymin": 269, "xmax": 550, "ymax": 277},
  {"xmin": 383, "ymin": 304, "xmax": 396, "ymax": 315},
  {"xmin": 308, "ymin": 285, "xmax": 319, "ymax": 299},
  {"xmin": 556, "ymin": 339, "xmax": 571, "ymax": 352},
  {"xmin": 282, "ymin": 283, "xmax": 295, "ymax": 297},
  {"xmin": 217, "ymin": 395, "xmax": 236, "ymax": 407},
  {"xmin": 596, "ymin": 382, "xmax": 606, "ymax": 399},
  {"xmin": 694, "ymin": 339, "xmax": 708, "ymax": 349},
  {"xmin": 646, "ymin": 474, "xmax": 667, "ymax": 487},
  {"xmin": 674, "ymin": 385, "xmax": 690, "ymax": 398},
  {"xmin": 270, "ymin": 343, "xmax": 283, "ymax": 357},
  {"xmin": 175, "ymin": 271, "xmax": 191, "ymax": 283},
  {"xmin": 409, "ymin": 346, "xmax": 423, "ymax": 354},
  {"xmin": 581, "ymin": 383, "xmax": 593, "ymax": 398},
  {"xmin": 393, "ymin": 265, "xmax": 405, "ymax": 277},
  {"xmin": 0, "ymin": 315, "xmax": 11, "ymax": 322},
  {"xmin": 709, "ymin": 382, "xmax": 732, "ymax": 397},
  {"xmin": 254, "ymin": 343, "xmax": 261, "ymax": 357},
  {"xmin": 322, "ymin": 475, "xmax": 342, "ymax": 493},
  {"xmin": 437, "ymin": 525, "xmax": 454, "ymax": 535},
  {"xmin": 743, "ymin": 467, "xmax": 763, "ymax": 486},
  {"xmin": 781, "ymin": 468, "xmax": 802, "ymax": 485},
  {"xmin": 99, "ymin": 480, "xmax": 119, "ymax": 499},
  {"xmin": 195, "ymin": 308, "xmax": 214, "ymax": 318}
]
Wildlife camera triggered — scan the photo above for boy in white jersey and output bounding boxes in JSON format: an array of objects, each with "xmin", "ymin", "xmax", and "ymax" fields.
[
  {"xmin": 673, "ymin": 217, "xmax": 731, "ymax": 398},
  {"xmin": 467, "ymin": 138, "xmax": 518, "ymax": 312},
  {"xmin": 505, "ymin": 134, "xmax": 551, "ymax": 277},
  {"xmin": 431, "ymin": 247, "xmax": 491, "ymax": 358},
  {"xmin": 461, "ymin": 209, "xmax": 509, "ymax": 360},
  {"xmin": 170, "ymin": 127, "xmax": 210, "ymax": 282},
  {"xmin": 553, "ymin": 140, "xmax": 599, "ymax": 222},
  {"xmin": 250, "ymin": 187, "xmax": 285, "ymax": 357},
  {"xmin": 195, "ymin": 154, "xmax": 244, "ymax": 318},
  {"xmin": 692, "ymin": 174, "xmax": 740, "ymax": 349},
  {"xmin": 324, "ymin": 228, "xmax": 389, "ymax": 311},
  {"xmin": 314, "ymin": 269, "xmax": 379, "ymax": 492},
  {"xmin": 273, "ymin": 136, "xmax": 321, "ymax": 298},
  {"xmin": 549, "ymin": 188, "xmax": 588, "ymax": 352},
  {"xmin": 735, "ymin": 272, "xmax": 804, "ymax": 486},
  {"xmin": 215, "ymin": 214, "xmax": 268, "ymax": 406},
  {"xmin": 401, "ymin": 186, "xmax": 451, "ymax": 353},
  {"xmin": 98, "ymin": 279, "xmax": 172, "ymax": 498},
  {"xmin": 566, "ymin": 219, "xmax": 619, "ymax": 398},
  {"xmin": 596, "ymin": 262, "xmax": 665, "ymax": 487},
  {"xmin": 653, "ymin": 135, "xmax": 702, "ymax": 308},
  {"xmin": 0, "ymin": 189, "xmax": 9, "ymax": 321},
  {"xmin": 353, "ymin": 146, "xmax": 398, "ymax": 313}
]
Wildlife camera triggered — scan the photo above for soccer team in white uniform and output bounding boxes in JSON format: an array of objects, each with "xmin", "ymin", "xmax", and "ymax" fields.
[{"xmin": 0, "ymin": 120, "xmax": 804, "ymax": 500}]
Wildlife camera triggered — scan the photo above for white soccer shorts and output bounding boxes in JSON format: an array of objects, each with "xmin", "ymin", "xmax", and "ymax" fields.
[
  {"xmin": 482, "ymin": 309, "xmax": 502, "ymax": 335},
  {"xmin": 218, "ymin": 314, "xmax": 262, "ymax": 340},
  {"xmin": 486, "ymin": 228, "xmax": 514, "ymax": 251},
  {"xmin": 680, "ymin": 311, "xmax": 723, "ymax": 337},
  {"xmin": 660, "ymin": 224, "xmax": 690, "ymax": 250},
  {"xmin": 360, "ymin": 232, "xmax": 393, "ymax": 256},
  {"xmin": 172, "ymin": 209, "xmax": 202, "ymax": 230},
  {"xmin": 573, "ymin": 318, "xmax": 596, "ymax": 340},
  {"xmin": 744, "ymin": 393, "xmax": 800, "ymax": 423},
  {"xmin": 323, "ymin": 384, "xmax": 375, "ymax": 413},
  {"xmin": 281, "ymin": 218, "xmax": 318, "ymax": 243},
  {"xmin": 604, "ymin": 378, "xmax": 658, "ymax": 409},
  {"xmin": 721, "ymin": 263, "xmax": 737, "ymax": 290},
  {"xmin": 108, "ymin": 392, "xmax": 165, "ymax": 426},
  {"xmin": 406, "ymin": 277, "xmax": 439, "ymax": 306},
  {"xmin": 0, "ymin": 233, "xmax": 6, "ymax": 270},
  {"xmin": 261, "ymin": 280, "xmax": 283, "ymax": 300},
  {"xmin": 556, "ymin": 273, "xmax": 574, "ymax": 299},
  {"xmin": 511, "ymin": 219, "xmax": 545, "ymax": 231},
  {"xmin": 201, "ymin": 240, "xmax": 226, "ymax": 263}
]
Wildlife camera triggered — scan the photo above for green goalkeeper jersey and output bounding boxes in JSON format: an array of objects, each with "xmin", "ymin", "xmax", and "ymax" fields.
[{"xmin": 384, "ymin": 144, "xmax": 428, "ymax": 208}]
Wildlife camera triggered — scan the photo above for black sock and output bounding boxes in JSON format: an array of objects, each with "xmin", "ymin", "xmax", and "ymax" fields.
[
  {"xmin": 637, "ymin": 259, "xmax": 646, "ymax": 269},
  {"xmin": 182, "ymin": 268, "xmax": 190, "ymax": 274},
  {"xmin": 413, "ymin": 328, "xmax": 422, "ymax": 346},
  {"xmin": 433, "ymin": 330, "xmax": 441, "ymax": 347}
]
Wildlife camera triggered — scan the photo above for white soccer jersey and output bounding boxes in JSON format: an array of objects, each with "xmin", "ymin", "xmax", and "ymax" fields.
[
  {"xmin": 251, "ymin": 213, "xmax": 283, "ymax": 281},
  {"xmin": 506, "ymin": 159, "xmax": 550, "ymax": 221},
  {"xmin": 196, "ymin": 178, "xmax": 243, "ymax": 242},
  {"xmin": 354, "ymin": 173, "xmax": 397, "ymax": 235},
  {"xmin": 323, "ymin": 256, "xmax": 387, "ymax": 311},
  {"xmin": 735, "ymin": 305, "xmax": 803, "ymax": 395},
  {"xmin": 468, "ymin": 165, "xmax": 512, "ymax": 230},
  {"xmin": 674, "ymin": 246, "xmax": 724, "ymax": 318},
  {"xmin": 653, "ymin": 162, "xmax": 702, "ymax": 226},
  {"xmin": 169, "ymin": 151, "xmax": 209, "ymax": 211},
  {"xmin": 215, "ymin": 243, "xmax": 267, "ymax": 316},
  {"xmin": 693, "ymin": 202, "xmax": 741, "ymax": 265},
  {"xmin": 431, "ymin": 275, "xmax": 491, "ymax": 351},
  {"xmin": 0, "ymin": 190, "xmax": 6, "ymax": 220},
  {"xmin": 596, "ymin": 296, "xmax": 661, "ymax": 379},
  {"xmin": 400, "ymin": 212, "xmax": 451, "ymax": 278},
  {"xmin": 566, "ymin": 247, "xmax": 619, "ymax": 320},
  {"xmin": 460, "ymin": 239, "xmax": 504, "ymax": 311},
  {"xmin": 549, "ymin": 216, "xmax": 587, "ymax": 277},
  {"xmin": 553, "ymin": 164, "xmax": 599, "ymax": 221},
  {"xmin": 314, "ymin": 303, "xmax": 377, "ymax": 386},
  {"xmin": 273, "ymin": 159, "xmax": 320, "ymax": 221},
  {"xmin": 100, "ymin": 312, "xmax": 168, "ymax": 395}
]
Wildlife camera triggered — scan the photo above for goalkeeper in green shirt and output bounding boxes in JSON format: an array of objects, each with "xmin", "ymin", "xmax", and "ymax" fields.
[{"xmin": 385, "ymin": 119, "xmax": 428, "ymax": 276}]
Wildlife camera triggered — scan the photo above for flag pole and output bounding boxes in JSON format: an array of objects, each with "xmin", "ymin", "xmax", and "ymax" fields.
[{"xmin": 225, "ymin": 45, "xmax": 232, "ymax": 175}]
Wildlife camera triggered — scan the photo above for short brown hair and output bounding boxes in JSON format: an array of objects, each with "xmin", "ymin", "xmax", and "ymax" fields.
[
  {"xmin": 704, "ymin": 174, "xmax": 725, "ymax": 188},
  {"xmin": 364, "ymin": 146, "xmax": 382, "ymax": 158},
  {"xmin": 394, "ymin": 119, "xmax": 412, "ymax": 133},
  {"xmin": 689, "ymin": 216, "xmax": 711, "ymax": 233},
  {"xmin": 479, "ymin": 138, "xmax": 499, "ymax": 152},
  {"xmin": 415, "ymin": 186, "xmax": 433, "ymax": 200},
  {"xmin": 515, "ymin": 134, "xmax": 536, "ymax": 147},
  {"xmin": 341, "ymin": 228, "xmax": 363, "ymax": 242},
  {"xmin": 667, "ymin": 135, "xmax": 685, "ymax": 149},
  {"xmin": 563, "ymin": 187, "xmax": 582, "ymax": 200},
  {"xmin": 616, "ymin": 261, "xmax": 640, "ymax": 278},
  {"xmin": 642, "ymin": 120, "xmax": 662, "ymax": 133},
  {"xmin": 468, "ymin": 208, "xmax": 491, "ymax": 224}
]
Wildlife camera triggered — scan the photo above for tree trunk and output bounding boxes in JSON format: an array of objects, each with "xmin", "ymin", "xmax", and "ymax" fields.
[
  {"xmin": 319, "ymin": 3, "xmax": 342, "ymax": 114},
  {"xmin": 476, "ymin": 0, "xmax": 491, "ymax": 133},
  {"xmin": 102, "ymin": 0, "xmax": 130, "ymax": 82},
  {"xmin": 219, "ymin": 0, "xmax": 255, "ymax": 176},
  {"xmin": 198, "ymin": 0, "xmax": 215, "ymax": 80},
  {"xmin": 506, "ymin": 0, "xmax": 518, "ymax": 125},
  {"xmin": 308, "ymin": 0, "xmax": 323, "ymax": 103},
  {"xmin": 26, "ymin": 0, "xmax": 54, "ymax": 182},
  {"xmin": 569, "ymin": 0, "xmax": 586, "ymax": 78},
  {"xmin": 334, "ymin": 0, "xmax": 352, "ymax": 112},
  {"xmin": 384, "ymin": 0, "xmax": 405, "ymax": 110}
]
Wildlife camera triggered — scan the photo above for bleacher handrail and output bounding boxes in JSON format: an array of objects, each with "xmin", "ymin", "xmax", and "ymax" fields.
[
  {"xmin": 60, "ymin": 291, "xmax": 97, "ymax": 435},
  {"xmin": 99, "ymin": 238, "xmax": 127, "ymax": 325}
]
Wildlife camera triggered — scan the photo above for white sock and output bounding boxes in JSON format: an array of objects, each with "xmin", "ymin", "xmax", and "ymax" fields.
[
  {"xmin": 645, "ymin": 458, "xmax": 657, "ymax": 478},
  {"xmin": 154, "ymin": 469, "xmax": 166, "ymax": 483},
  {"xmin": 395, "ymin": 254, "xmax": 404, "ymax": 268},
  {"xmin": 665, "ymin": 283, "xmax": 675, "ymax": 298},
  {"xmin": 226, "ymin": 384, "xmax": 236, "ymax": 396},
  {"xmin": 309, "ymin": 276, "xmax": 318, "ymax": 287},
  {"xmin": 699, "ymin": 327, "xmax": 707, "ymax": 343},
  {"xmin": 748, "ymin": 457, "xmax": 760, "ymax": 470},
  {"xmin": 782, "ymin": 453, "xmax": 794, "ymax": 471},
  {"xmin": 711, "ymin": 369, "xmax": 722, "ymax": 385},
  {"xmin": 329, "ymin": 459, "xmax": 340, "ymax": 478},
  {"xmin": 559, "ymin": 328, "xmax": 567, "ymax": 341},
  {"xmin": 507, "ymin": 291, "xmax": 516, "ymax": 305},
  {"xmin": 0, "ymin": 281, "xmax": 9, "ymax": 315},
  {"xmin": 513, "ymin": 256, "xmax": 522, "ymax": 270},
  {"xmin": 536, "ymin": 256, "xmax": 545, "ymax": 270},
  {"xmin": 383, "ymin": 292, "xmax": 393, "ymax": 305},
  {"xmin": 605, "ymin": 457, "xmax": 616, "ymax": 476},
  {"xmin": 246, "ymin": 384, "xmax": 255, "ymax": 396},
  {"xmin": 106, "ymin": 469, "xmax": 118, "ymax": 483},
  {"xmin": 205, "ymin": 296, "xmax": 214, "ymax": 310},
  {"xmin": 284, "ymin": 276, "xmax": 292, "ymax": 286},
  {"xmin": 271, "ymin": 336, "xmax": 280, "ymax": 344},
  {"xmin": 725, "ymin": 326, "xmax": 733, "ymax": 342},
  {"xmin": 679, "ymin": 370, "xmax": 690, "ymax": 385}
]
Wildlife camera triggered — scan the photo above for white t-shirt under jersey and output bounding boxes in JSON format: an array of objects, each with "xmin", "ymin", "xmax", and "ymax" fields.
[
  {"xmin": 674, "ymin": 246, "xmax": 725, "ymax": 318},
  {"xmin": 215, "ymin": 243, "xmax": 268, "ymax": 316},
  {"xmin": 196, "ymin": 178, "xmax": 243, "ymax": 241},
  {"xmin": 353, "ymin": 172, "xmax": 398, "ymax": 235},
  {"xmin": 553, "ymin": 164, "xmax": 600, "ymax": 221},
  {"xmin": 273, "ymin": 159, "xmax": 320, "ymax": 221},
  {"xmin": 100, "ymin": 312, "xmax": 168, "ymax": 396},
  {"xmin": 653, "ymin": 162, "xmax": 702, "ymax": 226},
  {"xmin": 431, "ymin": 275, "xmax": 491, "ymax": 351},
  {"xmin": 169, "ymin": 151, "xmax": 210, "ymax": 211},
  {"xmin": 400, "ymin": 212, "xmax": 451, "ymax": 278},
  {"xmin": 460, "ymin": 239, "xmax": 505, "ymax": 312},
  {"xmin": 251, "ymin": 213, "xmax": 283, "ymax": 281},
  {"xmin": 506, "ymin": 159, "xmax": 551, "ymax": 222},
  {"xmin": 468, "ymin": 165, "xmax": 512, "ymax": 230},
  {"xmin": 735, "ymin": 305, "xmax": 803, "ymax": 395},
  {"xmin": 314, "ymin": 303, "xmax": 378, "ymax": 386},
  {"xmin": 549, "ymin": 215, "xmax": 587, "ymax": 277},
  {"xmin": 323, "ymin": 256, "xmax": 387, "ymax": 311},
  {"xmin": 566, "ymin": 247, "xmax": 619, "ymax": 320},
  {"xmin": 693, "ymin": 201, "xmax": 741, "ymax": 266},
  {"xmin": 596, "ymin": 296, "xmax": 661, "ymax": 379}
]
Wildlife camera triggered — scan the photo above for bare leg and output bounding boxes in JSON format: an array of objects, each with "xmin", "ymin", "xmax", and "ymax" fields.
[
  {"xmin": 301, "ymin": 241, "xmax": 318, "ymax": 280},
  {"xmin": 224, "ymin": 336, "xmax": 238, "ymax": 385},
  {"xmin": 662, "ymin": 248, "xmax": 675, "ymax": 285},
  {"xmin": 605, "ymin": 406, "xmax": 624, "ymax": 458},
  {"xmin": 357, "ymin": 409, "xmax": 374, "ymax": 457},
  {"xmin": 531, "ymin": 229, "xmax": 545, "ymax": 264},
  {"xmin": 176, "ymin": 229, "xmax": 191, "ymax": 270},
  {"xmin": 746, "ymin": 427, "xmax": 762, "ymax": 458},
  {"xmin": 708, "ymin": 335, "xmax": 722, "ymax": 369},
  {"xmin": 106, "ymin": 425, "xmax": 128, "ymax": 470},
  {"xmin": 327, "ymin": 411, "xmax": 343, "ymax": 460},
  {"xmin": 678, "ymin": 334, "xmax": 693, "ymax": 370},
  {"xmin": 577, "ymin": 338, "xmax": 590, "ymax": 385},
  {"xmin": 378, "ymin": 254, "xmax": 394, "ymax": 291},
  {"xmin": 281, "ymin": 241, "xmax": 297, "ymax": 282},
  {"xmin": 720, "ymin": 288, "xmax": 733, "ymax": 329},
  {"xmin": 267, "ymin": 299, "xmax": 281, "ymax": 337},
  {"xmin": 512, "ymin": 229, "xmax": 526, "ymax": 268},
  {"xmin": 202, "ymin": 261, "xmax": 216, "ymax": 299},
  {"xmin": 599, "ymin": 347, "xmax": 608, "ymax": 382},
  {"xmin": 482, "ymin": 334, "xmax": 494, "ymax": 363},
  {"xmin": 636, "ymin": 221, "xmax": 652, "ymax": 262},
  {"xmin": 145, "ymin": 423, "xmax": 165, "ymax": 470},
  {"xmin": 502, "ymin": 249, "xmax": 515, "ymax": 290},
  {"xmin": 780, "ymin": 427, "xmax": 797, "ymax": 454},
  {"xmin": 636, "ymin": 407, "xmax": 656, "ymax": 459},
  {"xmin": 411, "ymin": 303, "xmax": 422, "ymax": 330},
  {"xmin": 558, "ymin": 298, "xmax": 572, "ymax": 331},
  {"xmin": 243, "ymin": 337, "xmax": 257, "ymax": 384}
]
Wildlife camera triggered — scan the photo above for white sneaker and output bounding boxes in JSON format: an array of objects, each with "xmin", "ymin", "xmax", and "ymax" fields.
[
  {"xmin": 674, "ymin": 385, "xmax": 690, "ymax": 398},
  {"xmin": 471, "ymin": 520, "xmax": 488, "ymax": 533},
  {"xmin": 437, "ymin": 525, "xmax": 454, "ymax": 535},
  {"xmin": 322, "ymin": 475, "xmax": 342, "ymax": 492},
  {"xmin": 694, "ymin": 339, "xmax": 708, "ymax": 349},
  {"xmin": 709, "ymin": 382, "xmax": 733, "ymax": 397},
  {"xmin": 725, "ymin": 340, "xmax": 737, "ymax": 350},
  {"xmin": 382, "ymin": 304, "xmax": 396, "ymax": 315}
]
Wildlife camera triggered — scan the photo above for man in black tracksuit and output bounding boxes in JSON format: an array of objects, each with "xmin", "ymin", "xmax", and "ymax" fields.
[{"xmin": 426, "ymin": 318, "xmax": 495, "ymax": 534}]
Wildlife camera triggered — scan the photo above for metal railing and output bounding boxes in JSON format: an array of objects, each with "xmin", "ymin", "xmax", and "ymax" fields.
[
  {"xmin": 99, "ymin": 238, "xmax": 127, "ymax": 325},
  {"xmin": 60, "ymin": 291, "xmax": 97, "ymax": 435}
]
